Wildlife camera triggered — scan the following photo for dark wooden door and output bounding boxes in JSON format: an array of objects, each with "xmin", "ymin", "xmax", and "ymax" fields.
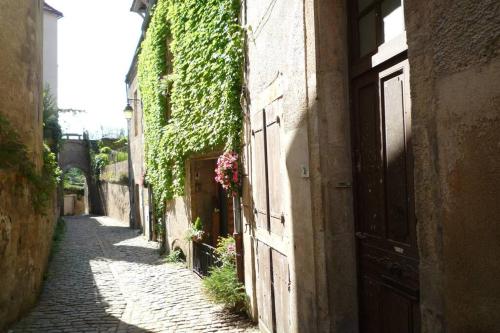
[{"xmin": 349, "ymin": 1, "xmax": 420, "ymax": 332}]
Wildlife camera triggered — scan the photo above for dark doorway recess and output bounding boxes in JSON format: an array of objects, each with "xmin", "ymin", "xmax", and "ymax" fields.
[
  {"xmin": 348, "ymin": 0, "xmax": 420, "ymax": 332},
  {"xmin": 190, "ymin": 157, "xmax": 234, "ymax": 276}
]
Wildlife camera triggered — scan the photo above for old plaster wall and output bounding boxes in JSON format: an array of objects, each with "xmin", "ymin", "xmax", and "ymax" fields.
[
  {"xmin": 164, "ymin": 161, "xmax": 193, "ymax": 261},
  {"xmin": 102, "ymin": 160, "xmax": 129, "ymax": 182},
  {"xmin": 309, "ymin": 0, "xmax": 359, "ymax": 331},
  {"xmin": 165, "ymin": 196, "xmax": 191, "ymax": 257},
  {"xmin": 405, "ymin": 1, "xmax": 500, "ymax": 331},
  {"xmin": 42, "ymin": 9, "xmax": 59, "ymax": 101},
  {"xmin": 242, "ymin": 0, "xmax": 327, "ymax": 331},
  {"xmin": 59, "ymin": 140, "xmax": 91, "ymax": 175},
  {"xmin": 100, "ymin": 182, "xmax": 130, "ymax": 225},
  {"xmin": 100, "ymin": 161, "xmax": 131, "ymax": 224},
  {"xmin": 0, "ymin": 1, "xmax": 57, "ymax": 330},
  {"xmin": 127, "ymin": 70, "xmax": 147, "ymax": 233}
]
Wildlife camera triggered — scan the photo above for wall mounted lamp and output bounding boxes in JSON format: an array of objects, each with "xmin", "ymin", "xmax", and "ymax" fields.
[{"xmin": 123, "ymin": 98, "xmax": 141, "ymax": 120}]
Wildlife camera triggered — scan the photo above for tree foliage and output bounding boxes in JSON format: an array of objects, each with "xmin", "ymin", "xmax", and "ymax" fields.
[
  {"xmin": 137, "ymin": 0, "xmax": 243, "ymax": 212},
  {"xmin": 43, "ymin": 87, "xmax": 62, "ymax": 154}
]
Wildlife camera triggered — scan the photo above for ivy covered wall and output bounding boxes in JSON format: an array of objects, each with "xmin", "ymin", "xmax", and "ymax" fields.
[{"xmin": 137, "ymin": 0, "xmax": 243, "ymax": 210}]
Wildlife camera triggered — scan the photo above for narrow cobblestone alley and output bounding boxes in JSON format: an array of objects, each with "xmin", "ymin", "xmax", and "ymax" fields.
[{"xmin": 10, "ymin": 216, "xmax": 257, "ymax": 333}]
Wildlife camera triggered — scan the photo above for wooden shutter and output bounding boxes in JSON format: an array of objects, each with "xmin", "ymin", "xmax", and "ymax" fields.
[{"xmin": 251, "ymin": 100, "xmax": 290, "ymax": 333}]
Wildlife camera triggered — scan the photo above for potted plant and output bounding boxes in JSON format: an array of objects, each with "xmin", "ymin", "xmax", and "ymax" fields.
[{"xmin": 185, "ymin": 217, "xmax": 205, "ymax": 242}]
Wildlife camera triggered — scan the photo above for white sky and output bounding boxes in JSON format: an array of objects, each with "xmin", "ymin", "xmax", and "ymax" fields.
[{"xmin": 47, "ymin": 0, "xmax": 143, "ymax": 139}]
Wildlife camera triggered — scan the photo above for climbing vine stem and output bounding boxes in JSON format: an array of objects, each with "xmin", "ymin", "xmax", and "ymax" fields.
[{"xmin": 138, "ymin": 0, "xmax": 244, "ymax": 213}]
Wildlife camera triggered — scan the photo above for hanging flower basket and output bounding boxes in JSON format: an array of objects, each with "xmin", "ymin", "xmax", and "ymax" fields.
[{"xmin": 214, "ymin": 151, "xmax": 241, "ymax": 197}]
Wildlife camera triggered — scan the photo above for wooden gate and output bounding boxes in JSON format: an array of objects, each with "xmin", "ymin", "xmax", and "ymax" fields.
[
  {"xmin": 349, "ymin": 0, "xmax": 420, "ymax": 332},
  {"xmin": 250, "ymin": 98, "xmax": 290, "ymax": 333}
]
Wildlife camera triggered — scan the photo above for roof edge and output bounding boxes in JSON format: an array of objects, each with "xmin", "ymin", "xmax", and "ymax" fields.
[
  {"xmin": 44, "ymin": 2, "xmax": 63, "ymax": 19},
  {"xmin": 125, "ymin": 0, "xmax": 157, "ymax": 84}
]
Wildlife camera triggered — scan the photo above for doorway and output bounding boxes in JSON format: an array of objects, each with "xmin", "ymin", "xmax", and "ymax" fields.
[
  {"xmin": 190, "ymin": 157, "xmax": 234, "ymax": 276},
  {"xmin": 348, "ymin": 1, "xmax": 420, "ymax": 332}
]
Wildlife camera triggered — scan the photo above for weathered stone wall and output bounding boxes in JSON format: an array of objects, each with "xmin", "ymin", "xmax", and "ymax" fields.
[
  {"xmin": 164, "ymin": 160, "xmax": 194, "ymax": 263},
  {"xmin": 127, "ymin": 67, "xmax": 149, "ymax": 235},
  {"xmin": 99, "ymin": 157, "xmax": 130, "ymax": 224},
  {"xmin": 59, "ymin": 140, "xmax": 91, "ymax": 175},
  {"xmin": 405, "ymin": 1, "xmax": 500, "ymax": 331},
  {"xmin": 242, "ymin": 0, "xmax": 324, "ymax": 331},
  {"xmin": 100, "ymin": 181, "xmax": 130, "ymax": 226},
  {"xmin": 308, "ymin": 0, "xmax": 359, "ymax": 331},
  {"xmin": 0, "ymin": 1, "xmax": 57, "ymax": 330},
  {"xmin": 165, "ymin": 197, "xmax": 191, "ymax": 259},
  {"xmin": 63, "ymin": 194, "xmax": 86, "ymax": 216},
  {"xmin": 244, "ymin": 1, "xmax": 500, "ymax": 332},
  {"xmin": 102, "ymin": 160, "xmax": 129, "ymax": 182}
]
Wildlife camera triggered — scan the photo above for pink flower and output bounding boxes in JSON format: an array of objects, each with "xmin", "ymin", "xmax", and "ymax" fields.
[{"xmin": 215, "ymin": 151, "xmax": 240, "ymax": 196}]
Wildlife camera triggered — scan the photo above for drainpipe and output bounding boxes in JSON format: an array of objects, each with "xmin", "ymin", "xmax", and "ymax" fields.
[{"xmin": 233, "ymin": 195, "xmax": 244, "ymax": 283}]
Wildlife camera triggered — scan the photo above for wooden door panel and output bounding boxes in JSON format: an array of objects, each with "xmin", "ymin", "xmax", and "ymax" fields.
[
  {"xmin": 352, "ymin": 58, "xmax": 419, "ymax": 333},
  {"xmin": 353, "ymin": 60, "xmax": 416, "ymax": 251},
  {"xmin": 271, "ymin": 249, "xmax": 290, "ymax": 333},
  {"xmin": 360, "ymin": 275, "xmax": 419, "ymax": 333},
  {"xmin": 380, "ymin": 285, "xmax": 415, "ymax": 333},
  {"xmin": 265, "ymin": 104, "xmax": 284, "ymax": 238},
  {"xmin": 355, "ymin": 78, "xmax": 385, "ymax": 238},
  {"xmin": 252, "ymin": 109, "xmax": 268, "ymax": 230},
  {"xmin": 251, "ymin": 100, "xmax": 288, "ymax": 333},
  {"xmin": 359, "ymin": 276, "xmax": 382, "ymax": 333},
  {"xmin": 381, "ymin": 69, "xmax": 411, "ymax": 244},
  {"xmin": 349, "ymin": 1, "xmax": 418, "ymax": 331},
  {"xmin": 257, "ymin": 241, "xmax": 273, "ymax": 333}
]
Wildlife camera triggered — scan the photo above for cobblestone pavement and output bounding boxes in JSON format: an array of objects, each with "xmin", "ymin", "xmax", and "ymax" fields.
[{"xmin": 10, "ymin": 216, "xmax": 257, "ymax": 333}]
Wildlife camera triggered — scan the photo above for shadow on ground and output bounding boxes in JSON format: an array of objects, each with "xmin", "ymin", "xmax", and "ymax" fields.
[{"xmin": 9, "ymin": 216, "xmax": 155, "ymax": 333}]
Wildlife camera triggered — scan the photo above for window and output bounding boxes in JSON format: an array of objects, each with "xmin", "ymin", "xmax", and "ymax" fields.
[{"xmin": 355, "ymin": 0, "xmax": 405, "ymax": 59}]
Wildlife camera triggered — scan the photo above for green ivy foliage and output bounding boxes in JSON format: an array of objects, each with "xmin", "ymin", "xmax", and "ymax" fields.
[
  {"xmin": 90, "ymin": 139, "xmax": 129, "ymax": 179},
  {"xmin": 37, "ymin": 144, "xmax": 62, "ymax": 213},
  {"xmin": 0, "ymin": 114, "xmax": 61, "ymax": 214},
  {"xmin": 203, "ymin": 236, "xmax": 246, "ymax": 311},
  {"xmin": 138, "ymin": 0, "xmax": 243, "ymax": 211}
]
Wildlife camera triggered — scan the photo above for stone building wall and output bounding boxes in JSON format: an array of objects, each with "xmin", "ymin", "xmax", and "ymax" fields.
[
  {"xmin": 241, "ymin": 0, "xmax": 324, "ymax": 331},
  {"xmin": 102, "ymin": 160, "xmax": 129, "ymax": 182},
  {"xmin": 0, "ymin": 1, "xmax": 57, "ymax": 330},
  {"xmin": 100, "ymin": 162, "xmax": 131, "ymax": 225},
  {"xmin": 405, "ymin": 1, "xmax": 500, "ymax": 331},
  {"xmin": 100, "ymin": 182, "xmax": 130, "ymax": 225},
  {"xmin": 164, "ymin": 159, "xmax": 195, "ymax": 263},
  {"xmin": 165, "ymin": 197, "xmax": 191, "ymax": 258},
  {"xmin": 42, "ymin": 5, "xmax": 61, "ymax": 101},
  {"xmin": 242, "ymin": 0, "xmax": 500, "ymax": 332},
  {"xmin": 127, "ymin": 63, "xmax": 150, "ymax": 236}
]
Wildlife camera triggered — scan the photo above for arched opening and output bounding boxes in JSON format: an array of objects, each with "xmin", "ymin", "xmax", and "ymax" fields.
[{"xmin": 62, "ymin": 167, "xmax": 89, "ymax": 216}]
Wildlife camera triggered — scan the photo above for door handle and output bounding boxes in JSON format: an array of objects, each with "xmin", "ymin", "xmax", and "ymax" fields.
[
  {"xmin": 386, "ymin": 262, "xmax": 403, "ymax": 277},
  {"xmin": 355, "ymin": 232, "xmax": 367, "ymax": 239}
]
